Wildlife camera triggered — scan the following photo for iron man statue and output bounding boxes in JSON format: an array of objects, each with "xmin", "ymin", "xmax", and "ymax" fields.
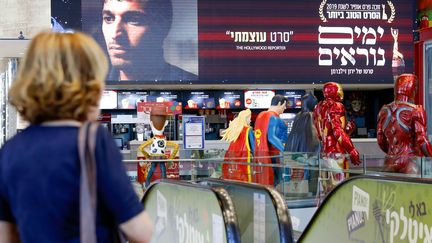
[
  {"xmin": 313, "ymin": 82, "xmax": 361, "ymax": 188},
  {"xmin": 377, "ymin": 73, "xmax": 432, "ymax": 174}
]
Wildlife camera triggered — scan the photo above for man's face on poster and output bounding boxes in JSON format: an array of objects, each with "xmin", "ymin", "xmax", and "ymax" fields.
[{"xmin": 102, "ymin": 0, "xmax": 149, "ymax": 68}]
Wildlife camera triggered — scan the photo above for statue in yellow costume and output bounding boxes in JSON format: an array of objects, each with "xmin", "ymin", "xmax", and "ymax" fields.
[{"xmin": 138, "ymin": 106, "xmax": 179, "ymax": 187}]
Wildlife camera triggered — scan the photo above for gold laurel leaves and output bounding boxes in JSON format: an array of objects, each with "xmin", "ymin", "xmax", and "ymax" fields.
[
  {"xmin": 387, "ymin": 1, "xmax": 395, "ymax": 23},
  {"xmin": 319, "ymin": 0, "xmax": 328, "ymax": 23}
]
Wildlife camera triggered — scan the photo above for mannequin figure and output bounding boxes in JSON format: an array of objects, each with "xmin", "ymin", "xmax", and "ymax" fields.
[
  {"xmin": 285, "ymin": 92, "xmax": 320, "ymax": 153},
  {"xmin": 285, "ymin": 92, "xmax": 320, "ymax": 195},
  {"xmin": 313, "ymin": 82, "xmax": 361, "ymax": 191},
  {"xmin": 346, "ymin": 92, "xmax": 367, "ymax": 135},
  {"xmin": 221, "ymin": 109, "xmax": 255, "ymax": 182},
  {"xmin": 377, "ymin": 73, "xmax": 432, "ymax": 174},
  {"xmin": 138, "ymin": 106, "xmax": 179, "ymax": 187}
]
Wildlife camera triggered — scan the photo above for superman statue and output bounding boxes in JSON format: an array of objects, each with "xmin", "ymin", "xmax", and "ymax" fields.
[
  {"xmin": 253, "ymin": 94, "xmax": 288, "ymax": 186},
  {"xmin": 221, "ymin": 109, "xmax": 255, "ymax": 182},
  {"xmin": 313, "ymin": 82, "xmax": 361, "ymax": 190},
  {"xmin": 377, "ymin": 73, "xmax": 432, "ymax": 174}
]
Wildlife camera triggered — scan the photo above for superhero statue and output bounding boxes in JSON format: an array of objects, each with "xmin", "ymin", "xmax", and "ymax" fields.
[
  {"xmin": 313, "ymin": 82, "xmax": 361, "ymax": 190},
  {"xmin": 221, "ymin": 109, "xmax": 255, "ymax": 182},
  {"xmin": 285, "ymin": 92, "xmax": 320, "ymax": 195},
  {"xmin": 138, "ymin": 106, "xmax": 179, "ymax": 188},
  {"xmin": 254, "ymin": 94, "xmax": 288, "ymax": 186},
  {"xmin": 377, "ymin": 73, "xmax": 432, "ymax": 174}
]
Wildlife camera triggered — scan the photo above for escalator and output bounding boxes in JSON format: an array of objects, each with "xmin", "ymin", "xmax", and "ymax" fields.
[
  {"xmin": 142, "ymin": 180, "xmax": 240, "ymax": 243},
  {"xmin": 299, "ymin": 175, "xmax": 432, "ymax": 242},
  {"xmin": 198, "ymin": 178, "xmax": 294, "ymax": 243}
]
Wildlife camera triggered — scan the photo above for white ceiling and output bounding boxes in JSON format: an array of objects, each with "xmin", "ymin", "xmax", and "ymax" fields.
[{"xmin": 0, "ymin": 39, "xmax": 30, "ymax": 58}]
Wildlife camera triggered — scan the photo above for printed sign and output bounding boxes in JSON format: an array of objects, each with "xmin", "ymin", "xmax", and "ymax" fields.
[
  {"xmin": 100, "ymin": 90, "xmax": 118, "ymax": 109},
  {"xmin": 118, "ymin": 91, "xmax": 149, "ymax": 110},
  {"xmin": 300, "ymin": 178, "xmax": 432, "ymax": 243},
  {"xmin": 143, "ymin": 184, "xmax": 228, "ymax": 243},
  {"xmin": 244, "ymin": 90, "xmax": 275, "ymax": 109},
  {"xmin": 183, "ymin": 116, "xmax": 205, "ymax": 149},
  {"xmin": 136, "ymin": 102, "xmax": 181, "ymax": 123},
  {"xmin": 183, "ymin": 91, "xmax": 215, "ymax": 109},
  {"xmin": 214, "ymin": 90, "xmax": 244, "ymax": 109},
  {"xmin": 148, "ymin": 91, "xmax": 180, "ymax": 102},
  {"xmin": 276, "ymin": 90, "xmax": 305, "ymax": 109},
  {"xmin": 352, "ymin": 185, "xmax": 370, "ymax": 219}
]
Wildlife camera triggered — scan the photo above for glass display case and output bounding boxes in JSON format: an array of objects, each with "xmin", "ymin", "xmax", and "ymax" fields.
[
  {"xmin": 415, "ymin": 28, "xmax": 432, "ymax": 141},
  {"xmin": 124, "ymin": 148, "xmax": 432, "ymax": 238},
  {"xmin": 423, "ymin": 40, "xmax": 432, "ymax": 141}
]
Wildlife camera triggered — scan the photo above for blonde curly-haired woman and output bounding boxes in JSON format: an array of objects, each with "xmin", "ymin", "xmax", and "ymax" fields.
[{"xmin": 0, "ymin": 31, "xmax": 153, "ymax": 243}]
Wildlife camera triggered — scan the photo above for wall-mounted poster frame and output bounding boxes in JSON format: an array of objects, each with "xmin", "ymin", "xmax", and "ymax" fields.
[{"xmin": 182, "ymin": 116, "xmax": 205, "ymax": 149}]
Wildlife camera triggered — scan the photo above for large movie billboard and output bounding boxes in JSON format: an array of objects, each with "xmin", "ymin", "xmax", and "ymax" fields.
[
  {"xmin": 53, "ymin": 0, "xmax": 414, "ymax": 84},
  {"xmin": 198, "ymin": 0, "xmax": 414, "ymax": 84}
]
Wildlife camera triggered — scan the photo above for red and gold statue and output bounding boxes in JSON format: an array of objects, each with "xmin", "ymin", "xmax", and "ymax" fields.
[
  {"xmin": 313, "ymin": 82, "xmax": 361, "ymax": 188},
  {"xmin": 377, "ymin": 73, "xmax": 432, "ymax": 174}
]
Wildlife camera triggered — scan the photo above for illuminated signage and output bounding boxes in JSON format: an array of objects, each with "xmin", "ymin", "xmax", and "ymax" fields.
[
  {"xmin": 100, "ymin": 90, "xmax": 118, "ymax": 109},
  {"xmin": 70, "ymin": 0, "xmax": 415, "ymax": 84},
  {"xmin": 244, "ymin": 90, "xmax": 275, "ymax": 109}
]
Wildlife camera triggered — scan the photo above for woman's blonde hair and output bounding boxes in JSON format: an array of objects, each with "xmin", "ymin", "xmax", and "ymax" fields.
[
  {"xmin": 9, "ymin": 31, "xmax": 108, "ymax": 124},
  {"xmin": 221, "ymin": 109, "xmax": 252, "ymax": 142}
]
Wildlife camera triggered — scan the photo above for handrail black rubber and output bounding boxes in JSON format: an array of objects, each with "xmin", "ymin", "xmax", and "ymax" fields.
[
  {"xmin": 142, "ymin": 179, "xmax": 242, "ymax": 243},
  {"xmin": 198, "ymin": 178, "xmax": 294, "ymax": 243}
]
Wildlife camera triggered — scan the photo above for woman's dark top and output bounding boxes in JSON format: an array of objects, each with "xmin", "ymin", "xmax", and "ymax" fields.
[{"xmin": 0, "ymin": 125, "xmax": 143, "ymax": 243}]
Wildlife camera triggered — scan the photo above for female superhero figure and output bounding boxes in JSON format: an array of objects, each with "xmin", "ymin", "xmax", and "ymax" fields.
[
  {"xmin": 377, "ymin": 73, "xmax": 432, "ymax": 174},
  {"xmin": 221, "ymin": 109, "xmax": 255, "ymax": 182}
]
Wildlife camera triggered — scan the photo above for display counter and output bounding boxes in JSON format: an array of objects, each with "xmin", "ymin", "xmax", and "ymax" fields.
[
  {"xmin": 127, "ymin": 139, "xmax": 229, "ymax": 160},
  {"xmin": 125, "ymin": 138, "xmax": 383, "ymax": 160},
  {"xmin": 352, "ymin": 138, "xmax": 385, "ymax": 157}
]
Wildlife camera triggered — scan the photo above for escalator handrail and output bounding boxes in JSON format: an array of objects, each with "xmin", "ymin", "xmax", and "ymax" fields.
[
  {"xmin": 199, "ymin": 178, "xmax": 294, "ymax": 243},
  {"xmin": 142, "ymin": 179, "xmax": 241, "ymax": 243}
]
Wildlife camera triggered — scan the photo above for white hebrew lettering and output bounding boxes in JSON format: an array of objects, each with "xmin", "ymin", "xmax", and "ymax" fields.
[
  {"xmin": 318, "ymin": 26, "xmax": 354, "ymax": 45},
  {"xmin": 362, "ymin": 26, "xmax": 377, "ymax": 45},
  {"xmin": 340, "ymin": 48, "xmax": 356, "ymax": 66},
  {"xmin": 377, "ymin": 47, "xmax": 385, "ymax": 66},
  {"xmin": 369, "ymin": 48, "xmax": 377, "ymax": 65},
  {"xmin": 319, "ymin": 47, "xmax": 333, "ymax": 66},
  {"xmin": 333, "ymin": 47, "xmax": 340, "ymax": 59},
  {"xmin": 356, "ymin": 47, "xmax": 369, "ymax": 65}
]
